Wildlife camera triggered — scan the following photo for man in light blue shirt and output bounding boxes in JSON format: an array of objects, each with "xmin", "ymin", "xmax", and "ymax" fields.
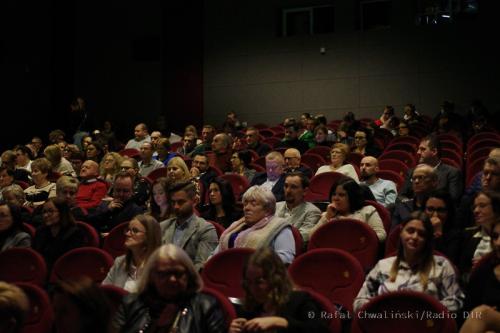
[{"xmin": 360, "ymin": 156, "xmax": 397, "ymax": 208}]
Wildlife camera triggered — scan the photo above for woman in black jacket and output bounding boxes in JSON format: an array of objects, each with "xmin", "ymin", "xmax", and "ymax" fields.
[
  {"xmin": 32, "ymin": 197, "xmax": 84, "ymax": 269},
  {"xmin": 111, "ymin": 244, "xmax": 226, "ymax": 333},
  {"xmin": 229, "ymin": 247, "xmax": 329, "ymax": 333}
]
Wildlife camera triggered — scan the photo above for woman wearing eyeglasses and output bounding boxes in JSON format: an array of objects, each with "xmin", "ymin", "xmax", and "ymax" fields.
[
  {"xmin": 32, "ymin": 197, "xmax": 84, "ymax": 269},
  {"xmin": 229, "ymin": 247, "xmax": 329, "ymax": 333},
  {"xmin": 111, "ymin": 244, "xmax": 226, "ymax": 333},
  {"xmin": 102, "ymin": 215, "xmax": 161, "ymax": 292},
  {"xmin": 423, "ymin": 191, "xmax": 461, "ymax": 263},
  {"xmin": 352, "ymin": 128, "xmax": 381, "ymax": 158}
]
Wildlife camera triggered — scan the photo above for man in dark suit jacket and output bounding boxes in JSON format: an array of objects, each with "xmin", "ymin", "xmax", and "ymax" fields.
[
  {"xmin": 250, "ymin": 151, "xmax": 286, "ymax": 201},
  {"xmin": 244, "ymin": 127, "xmax": 272, "ymax": 157},
  {"xmin": 283, "ymin": 148, "xmax": 312, "ymax": 179},
  {"xmin": 275, "ymin": 124, "xmax": 309, "ymax": 154},
  {"xmin": 400, "ymin": 134, "xmax": 462, "ymax": 202}
]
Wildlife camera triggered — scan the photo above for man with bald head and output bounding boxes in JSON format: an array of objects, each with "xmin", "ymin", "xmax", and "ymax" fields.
[
  {"xmin": 360, "ymin": 156, "xmax": 397, "ymax": 207},
  {"xmin": 392, "ymin": 164, "xmax": 438, "ymax": 227},
  {"xmin": 125, "ymin": 123, "xmax": 151, "ymax": 150},
  {"xmin": 283, "ymin": 148, "xmax": 312, "ymax": 178},
  {"xmin": 250, "ymin": 151, "xmax": 286, "ymax": 201},
  {"xmin": 75, "ymin": 160, "xmax": 108, "ymax": 210},
  {"xmin": 210, "ymin": 133, "xmax": 233, "ymax": 172}
]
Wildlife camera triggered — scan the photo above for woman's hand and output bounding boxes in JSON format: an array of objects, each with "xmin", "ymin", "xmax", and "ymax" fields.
[
  {"xmin": 325, "ymin": 203, "xmax": 337, "ymax": 220},
  {"xmin": 243, "ymin": 317, "xmax": 288, "ymax": 332},
  {"xmin": 229, "ymin": 318, "xmax": 247, "ymax": 333},
  {"xmin": 430, "ymin": 216, "xmax": 443, "ymax": 238}
]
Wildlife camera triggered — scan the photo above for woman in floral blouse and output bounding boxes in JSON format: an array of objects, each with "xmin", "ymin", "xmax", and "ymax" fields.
[{"xmin": 354, "ymin": 211, "xmax": 464, "ymax": 312}]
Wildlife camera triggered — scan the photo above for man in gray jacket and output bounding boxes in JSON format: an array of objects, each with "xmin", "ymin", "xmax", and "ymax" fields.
[
  {"xmin": 275, "ymin": 172, "xmax": 321, "ymax": 244},
  {"xmin": 160, "ymin": 180, "xmax": 218, "ymax": 271}
]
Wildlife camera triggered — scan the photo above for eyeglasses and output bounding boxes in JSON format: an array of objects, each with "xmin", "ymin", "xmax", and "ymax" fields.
[
  {"xmin": 123, "ymin": 227, "xmax": 145, "ymax": 235},
  {"xmin": 42, "ymin": 209, "xmax": 58, "ymax": 215},
  {"xmin": 425, "ymin": 206, "xmax": 448, "ymax": 214},
  {"xmin": 121, "ymin": 166, "xmax": 133, "ymax": 170},
  {"xmin": 331, "ymin": 150, "xmax": 343, "ymax": 155}
]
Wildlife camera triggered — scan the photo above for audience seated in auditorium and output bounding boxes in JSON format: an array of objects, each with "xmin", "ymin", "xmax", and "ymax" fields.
[
  {"xmin": 102, "ymin": 214, "xmax": 162, "ymax": 292},
  {"xmin": 422, "ymin": 191, "xmax": 461, "ymax": 264},
  {"xmin": 283, "ymin": 148, "xmax": 312, "ymax": 179},
  {"xmin": 149, "ymin": 177, "xmax": 172, "ymax": 222},
  {"xmin": 227, "ymin": 150, "xmax": 256, "ymax": 183},
  {"xmin": 154, "ymin": 137, "xmax": 176, "ymax": 165},
  {"xmin": 75, "ymin": 160, "xmax": 108, "ymax": 210},
  {"xmin": 241, "ymin": 127, "xmax": 272, "ymax": 157},
  {"xmin": 463, "ymin": 217, "xmax": 500, "ymax": 314},
  {"xmin": 275, "ymin": 172, "xmax": 321, "ymax": 243},
  {"xmin": 359, "ymin": 156, "xmax": 397, "ymax": 208},
  {"xmin": 400, "ymin": 134, "xmax": 462, "ymax": 202},
  {"xmin": 138, "ymin": 142, "xmax": 163, "ymax": 177},
  {"xmin": 315, "ymin": 143, "xmax": 359, "ymax": 182},
  {"xmin": 201, "ymin": 177, "xmax": 243, "ymax": 229},
  {"xmin": 43, "ymin": 144, "xmax": 76, "ymax": 177},
  {"xmin": 190, "ymin": 152, "xmax": 218, "ymax": 191},
  {"xmin": 160, "ymin": 181, "xmax": 218, "ymax": 271},
  {"xmin": 229, "ymin": 247, "xmax": 329, "ymax": 333},
  {"xmin": 458, "ymin": 190, "xmax": 500, "ymax": 281},
  {"xmin": 177, "ymin": 134, "xmax": 197, "ymax": 156},
  {"xmin": 299, "ymin": 115, "xmax": 316, "ymax": 149},
  {"xmin": 250, "ymin": 151, "xmax": 286, "ymax": 201},
  {"xmin": 210, "ymin": 133, "xmax": 233, "ymax": 173},
  {"xmin": 352, "ymin": 128, "xmax": 381, "ymax": 157},
  {"xmin": 392, "ymin": 164, "xmax": 438, "ymax": 227},
  {"xmin": 354, "ymin": 211, "xmax": 464, "ymax": 312},
  {"xmin": 214, "ymin": 185, "xmax": 295, "ymax": 264},
  {"xmin": 87, "ymin": 172, "xmax": 144, "ymax": 233},
  {"xmin": 99, "ymin": 152, "xmax": 124, "ymax": 184},
  {"xmin": 14, "ymin": 145, "xmax": 33, "ymax": 173},
  {"xmin": 310, "ymin": 177, "xmax": 386, "ymax": 242},
  {"xmin": 457, "ymin": 156, "xmax": 500, "ymax": 230},
  {"xmin": 33, "ymin": 197, "xmax": 85, "ymax": 269},
  {"xmin": 191, "ymin": 125, "xmax": 216, "ymax": 156},
  {"xmin": 24, "ymin": 158, "xmax": 56, "ymax": 208},
  {"xmin": 275, "ymin": 124, "xmax": 309, "ymax": 154},
  {"xmin": 0, "ymin": 150, "xmax": 31, "ymax": 183},
  {"xmin": 124, "ymin": 123, "xmax": 151, "ymax": 150},
  {"xmin": 84, "ymin": 141, "xmax": 105, "ymax": 164},
  {"xmin": 373, "ymin": 105, "xmax": 395, "ymax": 129},
  {"xmin": 402, "ymin": 103, "xmax": 422, "ymax": 126},
  {"xmin": 313, "ymin": 125, "xmax": 333, "ymax": 147},
  {"xmin": 111, "ymin": 244, "xmax": 226, "ymax": 333},
  {"xmin": 119, "ymin": 157, "xmax": 151, "ymax": 207},
  {"xmin": 0, "ymin": 202, "xmax": 31, "ymax": 252}
]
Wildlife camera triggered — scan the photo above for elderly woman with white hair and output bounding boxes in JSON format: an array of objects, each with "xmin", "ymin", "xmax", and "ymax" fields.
[
  {"xmin": 111, "ymin": 244, "xmax": 226, "ymax": 333},
  {"xmin": 213, "ymin": 185, "xmax": 296, "ymax": 264}
]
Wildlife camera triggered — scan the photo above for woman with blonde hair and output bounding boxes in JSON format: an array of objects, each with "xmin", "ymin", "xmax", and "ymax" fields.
[
  {"xmin": 102, "ymin": 215, "xmax": 161, "ymax": 292},
  {"xmin": 24, "ymin": 158, "xmax": 57, "ymax": 207},
  {"xmin": 166, "ymin": 157, "xmax": 191, "ymax": 182},
  {"xmin": 111, "ymin": 244, "xmax": 226, "ymax": 333},
  {"xmin": 354, "ymin": 211, "xmax": 464, "ymax": 312},
  {"xmin": 99, "ymin": 152, "xmax": 124, "ymax": 183},
  {"xmin": 314, "ymin": 143, "xmax": 359, "ymax": 182}
]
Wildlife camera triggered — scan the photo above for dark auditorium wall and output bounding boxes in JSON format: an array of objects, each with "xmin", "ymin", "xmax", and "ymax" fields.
[{"xmin": 203, "ymin": 1, "xmax": 500, "ymax": 126}]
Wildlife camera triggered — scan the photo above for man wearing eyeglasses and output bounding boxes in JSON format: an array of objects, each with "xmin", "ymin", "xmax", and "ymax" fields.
[
  {"xmin": 399, "ymin": 134, "xmax": 462, "ymax": 203},
  {"xmin": 160, "ymin": 181, "xmax": 218, "ymax": 271},
  {"xmin": 87, "ymin": 172, "xmax": 144, "ymax": 233},
  {"xmin": 392, "ymin": 164, "xmax": 438, "ymax": 227}
]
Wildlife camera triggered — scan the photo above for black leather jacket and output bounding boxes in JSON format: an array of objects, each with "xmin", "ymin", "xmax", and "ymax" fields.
[{"xmin": 112, "ymin": 292, "xmax": 227, "ymax": 333}]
